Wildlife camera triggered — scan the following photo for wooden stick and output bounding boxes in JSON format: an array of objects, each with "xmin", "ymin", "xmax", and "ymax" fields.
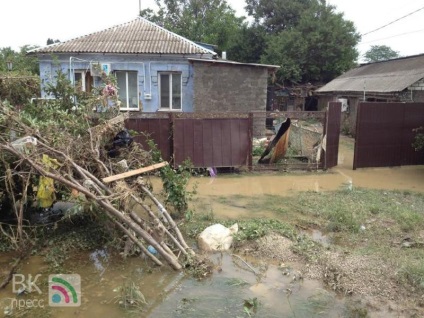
[
  {"xmin": 129, "ymin": 199, "xmax": 188, "ymax": 256},
  {"xmin": 140, "ymin": 185, "xmax": 194, "ymax": 255},
  {"xmin": 102, "ymin": 162, "xmax": 168, "ymax": 183},
  {"xmin": 114, "ymin": 221, "xmax": 163, "ymax": 266}
]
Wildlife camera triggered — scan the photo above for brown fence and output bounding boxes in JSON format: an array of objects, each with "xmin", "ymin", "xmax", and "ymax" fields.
[
  {"xmin": 323, "ymin": 102, "xmax": 342, "ymax": 169},
  {"xmin": 126, "ymin": 110, "xmax": 339, "ymax": 170},
  {"xmin": 353, "ymin": 102, "xmax": 424, "ymax": 169},
  {"xmin": 173, "ymin": 117, "xmax": 251, "ymax": 167},
  {"xmin": 125, "ymin": 113, "xmax": 172, "ymax": 161}
]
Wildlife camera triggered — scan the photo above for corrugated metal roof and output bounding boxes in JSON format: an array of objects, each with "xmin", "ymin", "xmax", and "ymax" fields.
[
  {"xmin": 30, "ymin": 17, "xmax": 216, "ymax": 56},
  {"xmin": 188, "ymin": 58, "xmax": 280, "ymax": 69},
  {"xmin": 317, "ymin": 54, "xmax": 424, "ymax": 93}
]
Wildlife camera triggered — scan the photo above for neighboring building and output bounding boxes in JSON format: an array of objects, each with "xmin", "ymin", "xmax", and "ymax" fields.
[
  {"xmin": 30, "ymin": 17, "xmax": 278, "ymax": 114},
  {"xmin": 317, "ymin": 53, "xmax": 424, "ymax": 109},
  {"xmin": 316, "ymin": 54, "xmax": 424, "ymax": 134}
]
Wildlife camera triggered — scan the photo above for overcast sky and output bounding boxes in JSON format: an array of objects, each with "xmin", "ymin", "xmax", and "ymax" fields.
[{"xmin": 1, "ymin": 0, "xmax": 423, "ymax": 61}]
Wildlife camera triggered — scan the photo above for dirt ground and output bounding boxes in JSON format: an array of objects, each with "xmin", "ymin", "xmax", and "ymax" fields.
[{"xmin": 242, "ymin": 232, "xmax": 423, "ymax": 318}]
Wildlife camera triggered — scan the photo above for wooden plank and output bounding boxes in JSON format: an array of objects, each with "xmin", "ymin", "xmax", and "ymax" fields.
[{"xmin": 102, "ymin": 161, "xmax": 168, "ymax": 183}]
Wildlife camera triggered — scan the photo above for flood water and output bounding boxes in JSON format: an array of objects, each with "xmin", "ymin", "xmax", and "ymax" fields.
[
  {"xmin": 190, "ymin": 136, "xmax": 424, "ymax": 219},
  {"xmin": 0, "ymin": 251, "xmax": 345, "ymax": 318},
  {"xmin": 1, "ymin": 136, "xmax": 423, "ymax": 317}
]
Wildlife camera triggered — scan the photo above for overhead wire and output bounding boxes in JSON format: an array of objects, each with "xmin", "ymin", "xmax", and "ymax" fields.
[
  {"xmin": 361, "ymin": 5, "xmax": 424, "ymax": 36},
  {"xmin": 361, "ymin": 27, "xmax": 424, "ymax": 44}
]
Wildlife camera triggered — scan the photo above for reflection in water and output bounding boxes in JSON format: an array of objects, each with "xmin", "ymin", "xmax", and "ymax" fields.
[
  {"xmin": 147, "ymin": 253, "xmax": 345, "ymax": 318},
  {"xmin": 89, "ymin": 249, "xmax": 109, "ymax": 276}
]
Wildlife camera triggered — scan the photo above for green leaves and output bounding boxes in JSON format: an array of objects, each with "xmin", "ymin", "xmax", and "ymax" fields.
[
  {"xmin": 140, "ymin": 0, "xmax": 244, "ymax": 52},
  {"xmin": 363, "ymin": 45, "xmax": 400, "ymax": 63},
  {"xmin": 260, "ymin": 2, "xmax": 360, "ymax": 84}
]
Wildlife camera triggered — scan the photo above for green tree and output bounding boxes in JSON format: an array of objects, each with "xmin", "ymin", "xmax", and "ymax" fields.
[
  {"xmin": 259, "ymin": 1, "xmax": 360, "ymax": 84},
  {"xmin": 141, "ymin": 0, "xmax": 244, "ymax": 52},
  {"xmin": 0, "ymin": 46, "xmax": 39, "ymax": 74},
  {"xmin": 0, "ymin": 46, "xmax": 40, "ymax": 105},
  {"xmin": 46, "ymin": 38, "xmax": 60, "ymax": 45},
  {"xmin": 245, "ymin": 0, "xmax": 313, "ymax": 34},
  {"xmin": 363, "ymin": 45, "xmax": 400, "ymax": 63},
  {"xmin": 226, "ymin": 23, "xmax": 267, "ymax": 63}
]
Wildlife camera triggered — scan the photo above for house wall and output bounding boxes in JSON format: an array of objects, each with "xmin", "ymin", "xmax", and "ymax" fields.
[
  {"xmin": 413, "ymin": 90, "xmax": 424, "ymax": 102},
  {"xmin": 38, "ymin": 54, "xmax": 195, "ymax": 112},
  {"xmin": 318, "ymin": 95, "xmax": 359, "ymax": 136},
  {"xmin": 192, "ymin": 61, "xmax": 268, "ymax": 112},
  {"xmin": 408, "ymin": 79, "xmax": 424, "ymax": 102},
  {"xmin": 317, "ymin": 95, "xmax": 337, "ymax": 111}
]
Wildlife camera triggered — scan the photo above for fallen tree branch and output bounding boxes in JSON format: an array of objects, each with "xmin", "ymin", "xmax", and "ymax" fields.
[
  {"xmin": 0, "ymin": 143, "xmax": 184, "ymax": 270},
  {"xmin": 140, "ymin": 184, "xmax": 194, "ymax": 255}
]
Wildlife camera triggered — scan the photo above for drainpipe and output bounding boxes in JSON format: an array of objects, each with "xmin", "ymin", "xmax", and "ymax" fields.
[
  {"xmin": 69, "ymin": 57, "xmax": 73, "ymax": 85},
  {"xmin": 363, "ymin": 79, "xmax": 366, "ymax": 101}
]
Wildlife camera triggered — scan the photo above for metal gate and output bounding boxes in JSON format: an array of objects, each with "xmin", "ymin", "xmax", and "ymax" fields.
[
  {"xmin": 125, "ymin": 114, "xmax": 172, "ymax": 161},
  {"xmin": 353, "ymin": 102, "xmax": 424, "ymax": 169},
  {"xmin": 173, "ymin": 116, "xmax": 251, "ymax": 167},
  {"xmin": 126, "ymin": 108, "xmax": 341, "ymax": 170},
  {"xmin": 324, "ymin": 102, "xmax": 342, "ymax": 169}
]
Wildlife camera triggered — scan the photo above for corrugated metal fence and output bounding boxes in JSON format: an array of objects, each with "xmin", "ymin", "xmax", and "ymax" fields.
[
  {"xmin": 126, "ymin": 109, "xmax": 340, "ymax": 170},
  {"xmin": 353, "ymin": 102, "xmax": 424, "ymax": 169}
]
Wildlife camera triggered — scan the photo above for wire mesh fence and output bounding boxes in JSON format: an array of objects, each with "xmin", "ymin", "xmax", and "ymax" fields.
[{"xmin": 252, "ymin": 111, "xmax": 326, "ymax": 170}]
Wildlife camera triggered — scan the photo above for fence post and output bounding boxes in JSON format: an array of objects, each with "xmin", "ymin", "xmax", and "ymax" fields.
[
  {"xmin": 248, "ymin": 112, "xmax": 253, "ymax": 171},
  {"xmin": 168, "ymin": 112, "xmax": 175, "ymax": 168}
]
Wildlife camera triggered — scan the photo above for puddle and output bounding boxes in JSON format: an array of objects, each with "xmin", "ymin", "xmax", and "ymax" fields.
[{"xmin": 0, "ymin": 252, "xmax": 346, "ymax": 317}]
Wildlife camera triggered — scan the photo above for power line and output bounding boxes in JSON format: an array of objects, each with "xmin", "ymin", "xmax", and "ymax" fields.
[
  {"xmin": 361, "ymin": 27, "xmax": 424, "ymax": 44},
  {"xmin": 361, "ymin": 6, "xmax": 424, "ymax": 36}
]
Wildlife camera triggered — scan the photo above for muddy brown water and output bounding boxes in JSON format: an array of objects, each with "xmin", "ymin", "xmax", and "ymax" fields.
[
  {"xmin": 0, "ymin": 251, "xmax": 345, "ymax": 317},
  {"xmin": 191, "ymin": 136, "xmax": 424, "ymax": 219},
  {"xmin": 1, "ymin": 136, "xmax": 423, "ymax": 317}
]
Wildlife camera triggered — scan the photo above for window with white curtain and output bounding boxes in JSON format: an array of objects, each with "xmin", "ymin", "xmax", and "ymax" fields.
[
  {"xmin": 159, "ymin": 72, "xmax": 182, "ymax": 110},
  {"xmin": 116, "ymin": 71, "xmax": 139, "ymax": 110}
]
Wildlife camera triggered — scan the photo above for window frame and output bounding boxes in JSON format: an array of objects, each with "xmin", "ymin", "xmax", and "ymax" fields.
[
  {"xmin": 73, "ymin": 70, "xmax": 86, "ymax": 92},
  {"xmin": 159, "ymin": 72, "xmax": 182, "ymax": 111},
  {"xmin": 115, "ymin": 70, "xmax": 139, "ymax": 111}
]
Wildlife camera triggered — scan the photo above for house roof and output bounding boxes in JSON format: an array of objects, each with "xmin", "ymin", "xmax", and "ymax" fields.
[
  {"xmin": 317, "ymin": 53, "xmax": 424, "ymax": 94},
  {"xmin": 30, "ymin": 17, "xmax": 217, "ymax": 56},
  {"xmin": 188, "ymin": 58, "xmax": 280, "ymax": 70}
]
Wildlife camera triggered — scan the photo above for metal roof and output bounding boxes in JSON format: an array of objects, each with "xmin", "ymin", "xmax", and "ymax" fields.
[
  {"xmin": 188, "ymin": 58, "xmax": 280, "ymax": 69},
  {"xmin": 317, "ymin": 54, "xmax": 424, "ymax": 93},
  {"xmin": 30, "ymin": 17, "xmax": 216, "ymax": 56}
]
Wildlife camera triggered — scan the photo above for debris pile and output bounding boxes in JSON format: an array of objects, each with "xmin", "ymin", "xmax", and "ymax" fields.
[{"xmin": 0, "ymin": 101, "xmax": 193, "ymax": 270}]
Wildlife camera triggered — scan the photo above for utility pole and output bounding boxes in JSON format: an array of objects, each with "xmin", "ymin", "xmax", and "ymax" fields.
[{"xmin": 139, "ymin": 0, "xmax": 141, "ymax": 16}]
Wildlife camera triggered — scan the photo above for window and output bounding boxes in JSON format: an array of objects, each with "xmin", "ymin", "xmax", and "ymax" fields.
[
  {"xmin": 72, "ymin": 70, "xmax": 93, "ymax": 93},
  {"xmin": 116, "ymin": 71, "xmax": 139, "ymax": 110},
  {"xmin": 159, "ymin": 73, "xmax": 181, "ymax": 110}
]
